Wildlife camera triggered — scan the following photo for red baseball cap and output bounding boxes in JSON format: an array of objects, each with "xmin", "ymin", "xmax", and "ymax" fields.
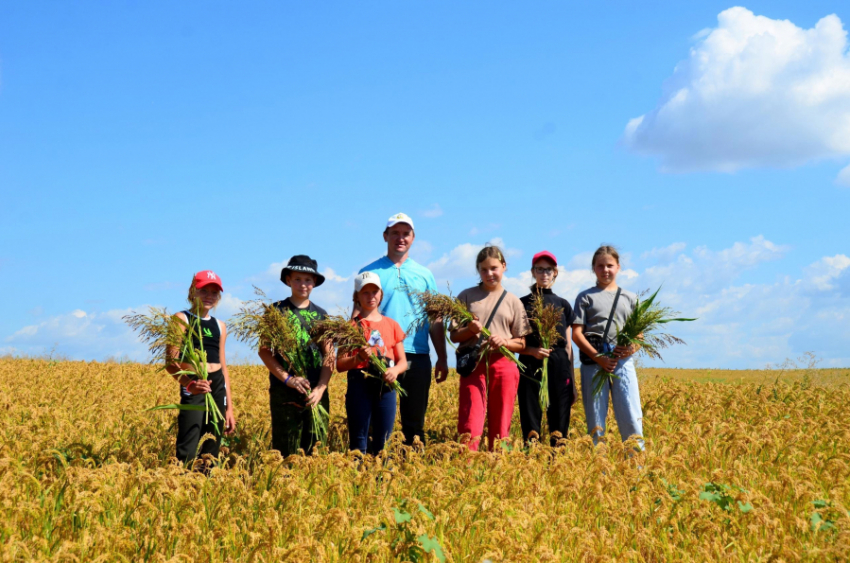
[
  {"xmin": 532, "ymin": 251, "xmax": 558, "ymax": 266},
  {"xmin": 193, "ymin": 270, "xmax": 223, "ymax": 291}
]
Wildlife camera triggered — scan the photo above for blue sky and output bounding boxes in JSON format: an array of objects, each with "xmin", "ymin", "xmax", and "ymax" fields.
[{"xmin": 2, "ymin": 2, "xmax": 849, "ymax": 368}]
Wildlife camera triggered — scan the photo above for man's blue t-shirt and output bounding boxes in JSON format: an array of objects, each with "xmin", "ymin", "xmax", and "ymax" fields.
[{"xmin": 359, "ymin": 256, "xmax": 437, "ymax": 354}]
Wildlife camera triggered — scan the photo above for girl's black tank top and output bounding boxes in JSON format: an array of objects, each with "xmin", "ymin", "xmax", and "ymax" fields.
[{"xmin": 181, "ymin": 311, "xmax": 221, "ymax": 363}]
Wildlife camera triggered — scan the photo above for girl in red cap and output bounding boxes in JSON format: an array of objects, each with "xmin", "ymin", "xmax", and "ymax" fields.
[
  {"xmin": 450, "ymin": 245, "xmax": 531, "ymax": 451},
  {"xmin": 517, "ymin": 251, "xmax": 576, "ymax": 446},
  {"xmin": 166, "ymin": 271, "xmax": 236, "ymax": 464}
]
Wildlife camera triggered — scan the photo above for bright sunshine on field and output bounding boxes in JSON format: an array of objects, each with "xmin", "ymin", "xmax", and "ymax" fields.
[{"xmin": 0, "ymin": 357, "xmax": 847, "ymax": 562}]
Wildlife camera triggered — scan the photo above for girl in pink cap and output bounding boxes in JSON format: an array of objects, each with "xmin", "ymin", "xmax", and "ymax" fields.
[
  {"xmin": 165, "ymin": 270, "xmax": 236, "ymax": 465},
  {"xmin": 517, "ymin": 251, "xmax": 576, "ymax": 446}
]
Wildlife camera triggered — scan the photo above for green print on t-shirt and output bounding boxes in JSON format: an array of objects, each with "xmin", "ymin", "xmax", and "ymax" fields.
[
  {"xmin": 288, "ymin": 309, "xmax": 322, "ymax": 370},
  {"xmin": 202, "ymin": 327, "xmax": 213, "ymax": 338}
]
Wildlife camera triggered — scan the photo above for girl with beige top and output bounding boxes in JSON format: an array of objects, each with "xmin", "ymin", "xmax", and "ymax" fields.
[{"xmin": 450, "ymin": 246, "xmax": 531, "ymax": 451}]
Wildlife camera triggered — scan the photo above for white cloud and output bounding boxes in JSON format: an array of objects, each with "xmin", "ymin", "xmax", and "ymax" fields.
[
  {"xmin": 6, "ymin": 307, "xmax": 147, "ymax": 360},
  {"xmin": 410, "ymin": 240, "xmax": 434, "ymax": 262},
  {"xmin": 215, "ymin": 293, "xmax": 244, "ymax": 318},
  {"xmin": 427, "ymin": 242, "xmax": 485, "ymax": 281},
  {"xmin": 426, "ymin": 237, "xmax": 521, "ymax": 283},
  {"xmin": 420, "ymin": 204, "xmax": 443, "ymax": 218},
  {"xmin": 803, "ymin": 254, "xmax": 850, "ymax": 290},
  {"xmin": 837, "ymin": 163, "xmax": 850, "ymax": 187},
  {"xmin": 642, "ymin": 242, "xmax": 687, "ymax": 262},
  {"xmin": 321, "ymin": 267, "xmax": 350, "ymax": 283},
  {"xmin": 642, "ymin": 235, "xmax": 787, "ymax": 294},
  {"xmin": 624, "ymin": 7, "xmax": 850, "ymax": 182}
]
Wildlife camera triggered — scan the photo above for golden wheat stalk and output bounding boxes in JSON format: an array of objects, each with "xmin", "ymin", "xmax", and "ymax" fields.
[{"xmin": 528, "ymin": 292, "xmax": 563, "ymax": 411}]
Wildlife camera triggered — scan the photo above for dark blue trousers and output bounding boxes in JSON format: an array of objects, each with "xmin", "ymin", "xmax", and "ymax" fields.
[{"xmin": 345, "ymin": 369, "xmax": 397, "ymax": 455}]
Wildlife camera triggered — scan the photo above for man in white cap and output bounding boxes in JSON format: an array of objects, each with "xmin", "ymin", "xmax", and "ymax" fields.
[{"xmin": 359, "ymin": 212, "xmax": 449, "ymax": 447}]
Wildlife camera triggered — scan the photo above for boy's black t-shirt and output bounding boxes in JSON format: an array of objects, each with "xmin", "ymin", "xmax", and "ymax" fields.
[{"xmin": 268, "ymin": 298, "xmax": 328, "ymax": 391}]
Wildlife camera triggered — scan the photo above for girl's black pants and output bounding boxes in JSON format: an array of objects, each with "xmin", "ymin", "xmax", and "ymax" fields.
[
  {"xmin": 517, "ymin": 348, "xmax": 576, "ymax": 446},
  {"xmin": 175, "ymin": 369, "xmax": 227, "ymax": 463}
]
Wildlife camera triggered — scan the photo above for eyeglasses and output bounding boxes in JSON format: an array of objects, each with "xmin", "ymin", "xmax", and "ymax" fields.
[{"xmin": 533, "ymin": 267, "xmax": 555, "ymax": 275}]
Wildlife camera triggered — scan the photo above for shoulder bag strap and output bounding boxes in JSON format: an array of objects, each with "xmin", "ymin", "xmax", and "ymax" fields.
[
  {"xmin": 600, "ymin": 288, "xmax": 622, "ymax": 343},
  {"xmin": 475, "ymin": 290, "xmax": 508, "ymax": 345}
]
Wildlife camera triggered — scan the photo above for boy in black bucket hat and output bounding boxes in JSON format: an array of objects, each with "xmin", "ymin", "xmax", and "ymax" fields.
[
  {"xmin": 279, "ymin": 255, "xmax": 326, "ymax": 286},
  {"xmin": 258, "ymin": 255, "xmax": 334, "ymax": 456}
]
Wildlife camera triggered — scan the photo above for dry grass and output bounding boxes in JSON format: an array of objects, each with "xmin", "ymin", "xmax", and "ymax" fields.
[{"xmin": 0, "ymin": 357, "xmax": 848, "ymax": 561}]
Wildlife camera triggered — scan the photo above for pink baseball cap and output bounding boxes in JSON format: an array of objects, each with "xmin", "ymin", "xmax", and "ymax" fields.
[
  {"xmin": 193, "ymin": 270, "xmax": 223, "ymax": 291},
  {"xmin": 532, "ymin": 251, "xmax": 558, "ymax": 266}
]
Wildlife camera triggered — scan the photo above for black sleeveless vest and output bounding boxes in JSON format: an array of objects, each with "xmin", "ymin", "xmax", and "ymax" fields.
[{"xmin": 182, "ymin": 311, "xmax": 221, "ymax": 363}]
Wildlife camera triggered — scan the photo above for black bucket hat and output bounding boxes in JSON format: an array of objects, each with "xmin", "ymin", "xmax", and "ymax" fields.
[{"xmin": 280, "ymin": 255, "xmax": 325, "ymax": 287}]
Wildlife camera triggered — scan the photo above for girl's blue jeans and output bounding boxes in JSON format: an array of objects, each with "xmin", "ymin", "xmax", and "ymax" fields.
[
  {"xmin": 579, "ymin": 343, "xmax": 644, "ymax": 450},
  {"xmin": 345, "ymin": 369, "xmax": 397, "ymax": 455}
]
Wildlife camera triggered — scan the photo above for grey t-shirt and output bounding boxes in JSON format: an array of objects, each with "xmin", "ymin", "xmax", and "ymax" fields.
[{"xmin": 572, "ymin": 286, "xmax": 637, "ymax": 344}]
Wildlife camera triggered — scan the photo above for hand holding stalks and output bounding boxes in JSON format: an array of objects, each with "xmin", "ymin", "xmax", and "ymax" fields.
[
  {"xmin": 595, "ymin": 355, "xmax": 618, "ymax": 374},
  {"xmin": 527, "ymin": 347, "xmax": 551, "ymax": 360},
  {"xmin": 488, "ymin": 334, "xmax": 509, "ymax": 351},
  {"xmin": 383, "ymin": 365, "xmax": 402, "ymax": 385},
  {"xmin": 613, "ymin": 343, "xmax": 639, "ymax": 359},
  {"xmin": 185, "ymin": 379, "xmax": 212, "ymax": 395},
  {"xmin": 304, "ymin": 384, "xmax": 326, "ymax": 408},
  {"xmin": 286, "ymin": 375, "xmax": 311, "ymax": 395}
]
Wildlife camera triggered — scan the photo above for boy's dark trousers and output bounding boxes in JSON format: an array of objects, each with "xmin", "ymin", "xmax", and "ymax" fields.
[
  {"xmin": 269, "ymin": 385, "xmax": 330, "ymax": 457},
  {"xmin": 398, "ymin": 353, "xmax": 432, "ymax": 446},
  {"xmin": 175, "ymin": 369, "xmax": 227, "ymax": 464},
  {"xmin": 517, "ymin": 348, "xmax": 575, "ymax": 447}
]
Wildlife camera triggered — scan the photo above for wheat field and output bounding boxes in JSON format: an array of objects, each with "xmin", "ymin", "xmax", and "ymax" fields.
[{"xmin": 0, "ymin": 357, "xmax": 847, "ymax": 562}]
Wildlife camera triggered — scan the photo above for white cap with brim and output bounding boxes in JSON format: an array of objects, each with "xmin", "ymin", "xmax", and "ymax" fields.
[
  {"xmin": 354, "ymin": 271, "xmax": 383, "ymax": 292},
  {"xmin": 386, "ymin": 212, "xmax": 414, "ymax": 230}
]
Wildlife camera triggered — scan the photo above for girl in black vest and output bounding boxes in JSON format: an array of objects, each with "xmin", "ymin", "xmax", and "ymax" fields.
[
  {"xmin": 166, "ymin": 271, "xmax": 236, "ymax": 464},
  {"xmin": 517, "ymin": 251, "xmax": 576, "ymax": 446}
]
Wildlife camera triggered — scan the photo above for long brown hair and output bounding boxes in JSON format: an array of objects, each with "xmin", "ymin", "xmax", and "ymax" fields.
[
  {"xmin": 476, "ymin": 245, "xmax": 507, "ymax": 286},
  {"xmin": 591, "ymin": 245, "xmax": 620, "ymax": 267}
]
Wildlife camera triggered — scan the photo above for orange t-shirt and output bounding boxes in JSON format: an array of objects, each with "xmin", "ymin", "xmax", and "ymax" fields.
[{"xmin": 350, "ymin": 315, "xmax": 406, "ymax": 369}]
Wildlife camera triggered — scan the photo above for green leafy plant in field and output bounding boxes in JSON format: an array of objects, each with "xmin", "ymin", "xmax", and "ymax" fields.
[
  {"xmin": 362, "ymin": 500, "xmax": 446, "ymax": 562},
  {"xmin": 810, "ymin": 499, "xmax": 842, "ymax": 533},
  {"xmin": 124, "ymin": 306, "xmax": 225, "ymax": 435},
  {"xmin": 699, "ymin": 482, "xmax": 753, "ymax": 524},
  {"xmin": 593, "ymin": 287, "xmax": 696, "ymax": 397}
]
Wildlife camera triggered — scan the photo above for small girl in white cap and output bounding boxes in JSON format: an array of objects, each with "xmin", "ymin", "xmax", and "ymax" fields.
[{"xmin": 336, "ymin": 271, "xmax": 408, "ymax": 454}]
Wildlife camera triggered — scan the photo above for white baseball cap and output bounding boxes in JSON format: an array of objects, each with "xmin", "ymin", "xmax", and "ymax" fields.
[
  {"xmin": 354, "ymin": 271, "xmax": 383, "ymax": 292},
  {"xmin": 386, "ymin": 212, "xmax": 414, "ymax": 230}
]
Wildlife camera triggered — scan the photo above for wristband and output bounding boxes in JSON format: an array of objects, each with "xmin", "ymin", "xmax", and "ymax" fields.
[
  {"xmin": 185, "ymin": 379, "xmax": 196, "ymax": 391},
  {"xmin": 284, "ymin": 374, "xmax": 292, "ymax": 385}
]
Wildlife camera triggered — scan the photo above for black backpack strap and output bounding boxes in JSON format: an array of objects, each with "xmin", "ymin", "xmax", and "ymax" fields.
[{"xmin": 600, "ymin": 288, "xmax": 622, "ymax": 343}]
